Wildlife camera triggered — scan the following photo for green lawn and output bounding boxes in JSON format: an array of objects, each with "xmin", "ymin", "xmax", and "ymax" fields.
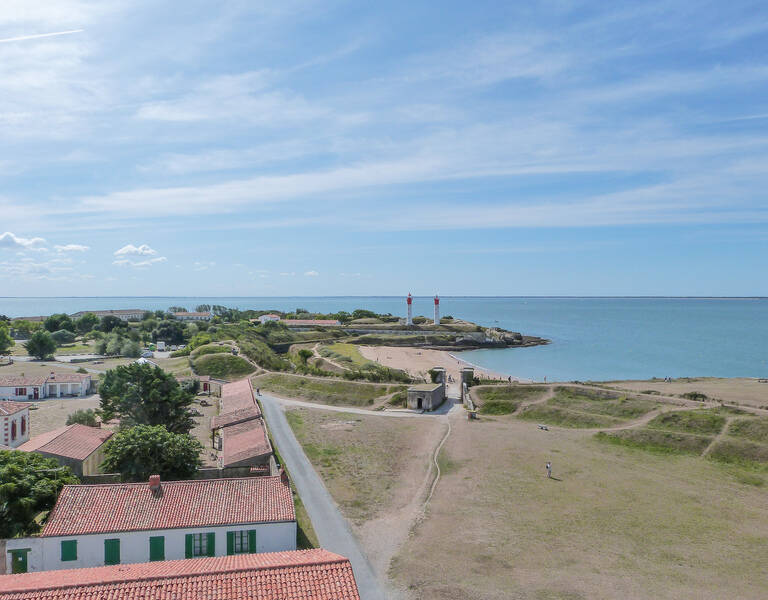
[
  {"xmin": 647, "ymin": 409, "xmax": 727, "ymax": 436},
  {"xmin": 727, "ymin": 417, "xmax": 768, "ymax": 444},
  {"xmin": 254, "ymin": 373, "xmax": 403, "ymax": 407},
  {"xmin": 596, "ymin": 429, "xmax": 713, "ymax": 455},
  {"xmin": 321, "ymin": 343, "xmax": 370, "ymax": 367},
  {"xmin": 474, "ymin": 385, "xmax": 548, "ymax": 415}
]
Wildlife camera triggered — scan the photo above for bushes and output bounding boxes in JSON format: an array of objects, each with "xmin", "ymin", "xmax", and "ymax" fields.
[
  {"xmin": 66, "ymin": 409, "xmax": 99, "ymax": 427},
  {"xmin": 51, "ymin": 329, "xmax": 76, "ymax": 345}
]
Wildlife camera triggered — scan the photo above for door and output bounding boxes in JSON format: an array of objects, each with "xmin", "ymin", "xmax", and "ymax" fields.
[
  {"xmin": 104, "ymin": 539, "xmax": 120, "ymax": 565},
  {"xmin": 149, "ymin": 536, "xmax": 165, "ymax": 561},
  {"xmin": 417, "ymin": 398, "xmax": 423, "ymax": 409},
  {"xmin": 203, "ymin": 382, "xmax": 209, "ymax": 392},
  {"xmin": 33, "ymin": 388, "xmax": 39, "ymax": 400},
  {"xmin": 10, "ymin": 549, "xmax": 30, "ymax": 574}
]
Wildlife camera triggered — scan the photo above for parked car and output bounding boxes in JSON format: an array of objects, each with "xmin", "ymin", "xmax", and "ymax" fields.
[
  {"xmin": 141, "ymin": 351, "xmax": 154, "ymax": 358},
  {"xmin": 170, "ymin": 345, "xmax": 178, "ymax": 351}
]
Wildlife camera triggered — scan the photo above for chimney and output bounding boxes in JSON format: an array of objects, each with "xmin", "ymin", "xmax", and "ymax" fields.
[
  {"xmin": 149, "ymin": 475, "xmax": 161, "ymax": 494},
  {"xmin": 279, "ymin": 467, "xmax": 290, "ymax": 486}
]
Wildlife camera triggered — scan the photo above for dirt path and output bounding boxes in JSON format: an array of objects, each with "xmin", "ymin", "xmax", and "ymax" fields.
[
  {"xmin": 702, "ymin": 416, "xmax": 735, "ymax": 457},
  {"xmin": 511, "ymin": 385, "xmax": 556, "ymax": 415},
  {"xmin": 311, "ymin": 343, "xmax": 350, "ymax": 372}
]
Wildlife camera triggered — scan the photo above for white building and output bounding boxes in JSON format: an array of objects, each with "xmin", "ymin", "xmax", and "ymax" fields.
[
  {"xmin": 3, "ymin": 474, "xmax": 297, "ymax": 574},
  {"xmin": 173, "ymin": 311, "xmax": 212, "ymax": 321},
  {"xmin": 258, "ymin": 314, "xmax": 281, "ymax": 324},
  {"xmin": 0, "ymin": 373, "xmax": 91, "ymax": 402},
  {"xmin": 0, "ymin": 401, "xmax": 30, "ymax": 448},
  {"xmin": 70, "ymin": 309, "xmax": 145, "ymax": 322}
]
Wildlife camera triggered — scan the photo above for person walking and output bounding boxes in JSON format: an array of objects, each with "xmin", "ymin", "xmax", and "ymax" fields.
[{"xmin": 546, "ymin": 461, "xmax": 552, "ymax": 478}]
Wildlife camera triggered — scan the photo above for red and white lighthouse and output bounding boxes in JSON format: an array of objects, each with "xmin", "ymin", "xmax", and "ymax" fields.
[
  {"xmin": 406, "ymin": 293, "xmax": 413, "ymax": 325},
  {"xmin": 434, "ymin": 294, "xmax": 440, "ymax": 325}
]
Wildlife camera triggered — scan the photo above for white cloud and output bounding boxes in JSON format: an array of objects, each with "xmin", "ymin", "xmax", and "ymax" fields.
[
  {"xmin": 304, "ymin": 270, "xmax": 319, "ymax": 276},
  {"xmin": 0, "ymin": 231, "xmax": 46, "ymax": 248},
  {"xmin": 55, "ymin": 243, "xmax": 89, "ymax": 252},
  {"xmin": 279, "ymin": 272, "xmax": 295, "ymax": 276},
  {"xmin": 114, "ymin": 244, "xmax": 158, "ymax": 256},
  {"xmin": 113, "ymin": 256, "xmax": 167, "ymax": 268}
]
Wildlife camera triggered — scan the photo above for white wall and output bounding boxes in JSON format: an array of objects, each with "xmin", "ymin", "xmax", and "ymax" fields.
[
  {"xmin": 4, "ymin": 521, "xmax": 296, "ymax": 573},
  {"xmin": 1, "ymin": 410, "xmax": 30, "ymax": 448}
]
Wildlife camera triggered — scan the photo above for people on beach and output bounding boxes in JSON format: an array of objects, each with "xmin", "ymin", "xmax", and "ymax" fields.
[{"xmin": 546, "ymin": 462, "xmax": 552, "ymax": 478}]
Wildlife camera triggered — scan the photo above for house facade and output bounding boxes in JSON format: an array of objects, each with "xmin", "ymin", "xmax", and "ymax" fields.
[
  {"xmin": 70, "ymin": 309, "xmax": 145, "ymax": 322},
  {"xmin": 258, "ymin": 314, "xmax": 281, "ymax": 324},
  {"xmin": 173, "ymin": 311, "xmax": 212, "ymax": 321},
  {"xmin": 3, "ymin": 475, "xmax": 296, "ymax": 574},
  {"xmin": 0, "ymin": 373, "xmax": 91, "ymax": 402},
  {"xmin": 0, "ymin": 401, "xmax": 30, "ymax": 448},
  {"xmin": 17, "ymin": 424, "xmax": 113, "ymax": 477},
  {"xmin": 0, "ymin": 549, "xmax": 361, "ymax": 599}
]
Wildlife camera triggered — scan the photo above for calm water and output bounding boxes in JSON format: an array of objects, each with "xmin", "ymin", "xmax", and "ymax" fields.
[{"xmin": 1, "ymin": 296, "xmax": 766, "ymax": 381}]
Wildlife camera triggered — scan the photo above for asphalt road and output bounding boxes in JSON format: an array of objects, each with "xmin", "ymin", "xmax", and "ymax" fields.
[{"xmin": 259, "ymin": 392, "xmax": 387, "ymax": 600}]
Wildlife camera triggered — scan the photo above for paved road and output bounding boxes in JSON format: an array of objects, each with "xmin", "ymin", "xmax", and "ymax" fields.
[{"xmin": 259, "ymin": 392, "xmax": 387, "ymax": 600}]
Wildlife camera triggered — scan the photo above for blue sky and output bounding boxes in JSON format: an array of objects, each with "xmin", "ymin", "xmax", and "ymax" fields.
[{"xmin": 1, "ymin": 0, "xmax": 767, "ymax": 296}]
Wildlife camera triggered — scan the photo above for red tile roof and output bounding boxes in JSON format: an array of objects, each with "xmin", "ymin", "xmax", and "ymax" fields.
[
  {"xmin": 45, "ymin": 373, "xmax": 90, "ymax": 384},
  {"xmin": 220, "ymin": 378, "xmax": 257, "ymax": 413},
  {"xmin": 18, "ymin": 424, "xmax": 112, "ymax": 461},
  {"xmin": 222, "ymin": 419, "xmax": 273, "ymax": 467},
  {"xmin": 0, "ymin": 401, "xmax": 29, "ymax": 416},
  {"xmin": 211, "ymin": 405, "xmax": 262, "ymax": 430},
  {"xmin": 0, "ymin": 549, "xmax": 360, "ymax": 600},
  {"xmin": 173, "ymin": 311, "xmax": 211, "ymax": 317},
  {"xmin": 0, "ymin": 375, "xmax": 48, "ymax": 387},
  {"xmin": 280, "ymin": 319, "xmax": 341, "ymax": 326},
  {"xmin": 41, "ymin": 476, "xmax": 294, "ymax": 537}
]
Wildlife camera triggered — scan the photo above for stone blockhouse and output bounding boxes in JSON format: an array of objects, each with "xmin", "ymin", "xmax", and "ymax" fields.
[
  {"xmin": 3, "ymin": 475, "xmax": 296, "ymax": 574},
  {"xmin": 407, "ymin": 383, "xmax": 445, "ymax": 411}
]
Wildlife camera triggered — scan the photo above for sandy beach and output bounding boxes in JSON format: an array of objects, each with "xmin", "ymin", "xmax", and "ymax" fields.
[{"xmin": 358, "ymin": 345, "xmax": 524, "ymax": 383}]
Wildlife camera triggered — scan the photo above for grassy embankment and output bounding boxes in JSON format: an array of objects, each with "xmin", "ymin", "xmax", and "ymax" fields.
[
  {"xmin": 192, "ymin": 353, "xmax": 255, "ymax": 379},
  {"xmin": 252, "ymin": 373, "xmax": 405, "ymax": 407},
  {"xmin": 516, "ymin": 386, "xmax": 658, "ymax": 428},
  {"xmin": 473, "ymin": 385, "xmax": 548, "ymax": 415}
]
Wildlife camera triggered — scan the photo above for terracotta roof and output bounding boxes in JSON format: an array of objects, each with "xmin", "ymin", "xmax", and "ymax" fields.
[
  {"xmin": 70, "ymin": 310, "xmax": 144, "ymax": 317},
  {"xmin": 18, "ymin": 424, "xmax": 112, "ymax": 461},
  {"xmin": 0, "ymin": 549, "xmax": 360, "ymax": 600},
  {"xmin": 211, "ymin": 405, "xmax": 262, "ymax": 430},
  {"xmin": 221, "ymin": 378, "xmax": 257, "ymax": 413},
  {"xmin": 280, "ymin": 319, "xmax": 340, "ymax": 326},
  {"xmin": 42, "ymin": 476, "xmax": 293, "ymax": 537},
  {"xmin": 45, "ymin": 373, "xmax": 90, "ymax": 384},
  {"xmin": 222, "ymin": 419, "xmax": 273, "ymax": 467},
  {"xmin": 0, "ymin": 401, "xmax": 29, "ymax": 416},
  {"xmin": 173, "ymin": 311, "xmax": 211, "ymax": 317},
  {"xmin": 0, "ymin": 375, "xmax": 48, "ymax": 387}
]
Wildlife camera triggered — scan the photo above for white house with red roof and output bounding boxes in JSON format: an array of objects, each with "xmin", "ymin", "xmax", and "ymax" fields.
[
  {"xmin": 0, "ymin": 549, "xmax": 360, "ymax": 599},
  {"xmin": 0, "ymin": 401, "xmax": 30, "ymax": 448},
  {"xmin": 173, "ymin": 311, "xmax": 213, "ymax": 321},
  {"xmin": 0, "ymin": 373, "xmax": 91, "ymax": 401},
  {"xmin": 3, "ymin": 474, "xmax": 296, "ymax": 574}
]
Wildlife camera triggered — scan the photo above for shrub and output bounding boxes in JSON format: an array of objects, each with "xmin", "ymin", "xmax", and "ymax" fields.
[
  {"xmin": 682, "ymin": 391, "xmax": 709, "ymax": 402},
  {"xmin": 66, "ymin": 409, "xmax": 99, "ymax": 427},
  {"xmin": 193, "ymin": 353, "xmax": 255, "ymax": 379},
  {"xmin": 50, "ymin": 329, "xmax": 76, "ymax": 345}
]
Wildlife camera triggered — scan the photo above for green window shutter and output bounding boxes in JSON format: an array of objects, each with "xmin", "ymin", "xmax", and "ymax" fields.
[
  {"xmin": 61, "ymin": 540, "xmax": 77, "ymax": 562},
  {"xmin": 248, "ymin": 530, "xmax": 256, "ymax": 553},
  {"xmin": 185, "ymin": 534, "xmax": 194, "ymax": 559},
  {"xmin": 149, "ymin": 536, "xmax": 165, "ymax": 562},
  {"xmin": 206, "ymin": 532, "xmax": 216, "ymax": 557},
  {"xmin": 226, "ymin": 532, "xmax": 235, "ymax": 556},
  {"xmin": 104, "ymin": 539, "xmax": 120, "ymax": 565}
]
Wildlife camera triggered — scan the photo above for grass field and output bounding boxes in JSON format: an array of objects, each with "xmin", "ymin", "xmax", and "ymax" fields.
[
  {"xmin": 728, "ymin": 417, "xmax": 768, "ymax": 444},
  {"xmin": 596, "ymin": 429, "xmax": 713, "ymax": 455},
  {"xmin": 253, "ymin": 373, "xmax": 405, "ymax": 407},
  {"xmin": 646, "ymin": 408, "xmax": 727, "ymax": 435},
  {"xmin": 390, "ymin": 416, "xmax": 768, "ymax": 599},
  {"xmin": 192, "ymin": 353, "xmax": 255, "ymax": 379},
  {"xmin": 516, "ymin": 386, "xmax": 657, "ymax": 428},
  {"xmin": 473, "ymin": 385, "xmax": 548, "ymax": 415},
  {"xmin": 320, "ymin": 343, "xmax": 370, "ymax": 367},
  {"xmin": 604, "ymin": 377, "xmax": 768, "ymax": 410}
]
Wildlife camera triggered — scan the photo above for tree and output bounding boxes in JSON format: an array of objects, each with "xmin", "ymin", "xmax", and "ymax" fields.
[
  {"xmin": 0, "ymin": 450, "xmax": 79, "ymax": 537},
  {"xmin": 44, "ymin": 313, "xmax": 75, "ymax": 333},
  {"xmin": 99, "ymin": 363, "xmax": 196, "ymax": 433},
  {"xmin": 101, "ymin": 425, "xmax": 202, "ymax": 482},
  {"xmin": 352, "ymin": 309, "xmax": 378, "ymax": 320},
  {"xmin": 120, "ymin": 339, "xmax": 141, "ymax": 358},
  {"xmin": 11, "ymin": 320, "xmax": 41, "ymax": 337},
  {"xmin": 50, "ymin": 329, "xmax": 76, "ymax": 345},
  {"xmin": 297, "ymin": 348, "xmax": 313, "ymax": 364},
  {"xmin": 75, "ymin": 312, "xmax": 99, "ymax": 334},
  {"xmin": 168, "ymin": 306, "xmax": 188, "ymax": 313},
  {"xmin": 99, "ymin": 315, "xmax": 127, "ymax": 333},
  {"xmin": 195, "ymin": 304, "xmax": 211, "ymax": 312},
  {"xmin": 152, "ymin": 320, "xmax": 186, "ymax": 345},
  {"xmin": 0, "ymin": 324, "xmax": 14, "ymax": 355},
  {"xmin": 66, "ymin": 409, "xmax": 99, "ymax": 427},
  {"xmin": 24, "ymin": 330, "xmax": 57, "ymax": 359}
]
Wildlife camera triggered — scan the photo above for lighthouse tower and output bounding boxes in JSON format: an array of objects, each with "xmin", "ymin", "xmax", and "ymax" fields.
[
  {"xmin": 406, "ymin": 293, "xmax": 413, "ymax": 326},
  {"xmin": 434, "ymin": 294, "xmax": 440, "ymax": 325}
]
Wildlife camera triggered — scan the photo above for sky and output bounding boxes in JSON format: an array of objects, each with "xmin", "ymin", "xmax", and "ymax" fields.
[{"xmin": 1, "ymin": 0, "xmax": 767, "ymax": 297}]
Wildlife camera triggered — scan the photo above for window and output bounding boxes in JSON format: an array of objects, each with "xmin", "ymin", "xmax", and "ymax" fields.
[
  {"xmin": 61, "ymin": 540, "xmax": 77, "ymax": 562},
  {"xmin": 185, "ymin": 532, "xmax": 215, "ymax": 558},
  {"xmin": 10, "ymin": 421, "xmax": 16, "ymax": 441},
  {"xmin": 15, "ymin": 388, "xmax": 26, "ymax": 397},
  {"xmin": 104, "ymin": 538, "xmax": 120, "ymax": 565},
  {"xmin": 149, "ymin": 536, "xmax": 165, "ymax": 561},
  {"xmin": 227, "ymin": 530, "xmax": 256, "ymax": 555},
  {"xmin": 20, "ymin": 416, "xmax": 26, "ymax": 436}
]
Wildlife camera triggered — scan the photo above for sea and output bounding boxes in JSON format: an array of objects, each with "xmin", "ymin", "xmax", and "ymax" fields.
[{"xmin": 1, "ymin": 296, "xmax": 766, "ymax": 381}]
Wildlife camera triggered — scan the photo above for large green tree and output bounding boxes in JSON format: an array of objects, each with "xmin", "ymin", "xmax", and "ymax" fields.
[
  {"xmin": 99, "ymin": 315, "xmax": 128, "ymax": 333},
  {"xmin": 44, "ymin": 313, "xmax": 75, "ymax": 333},
  {"xmin": 0, "ymin": 324, "xmax": 14, "ymax": 355},
  {"xmin": 24, "ymin": 330, "xmax": 57, "ymax": 360},
  {"xmin": 99, "ymin": 363, "xmax": 196, "ymax": 433},
  {"xmin": 50, "ymin": 329, "xmax": 76, "ymax": 345},
  {"xmin": 101, "ymin": 425, "xmax": 202, "ymax": 482},
  {"xmin": 152, "ymin": 320, "xmax": 186, "ymax": 345},
  {"xmin": 0, "ymin": 450, "xmax": 79, "ymax": 537},
  {"xmin": 75, "ymin": 312, "xmax": 100, "ymax": 334}
]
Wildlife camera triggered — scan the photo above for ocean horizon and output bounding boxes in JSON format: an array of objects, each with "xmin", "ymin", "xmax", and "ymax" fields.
[{"xmin": 2, "ymin": 296, "xmax": 767, "ymax": 381}]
